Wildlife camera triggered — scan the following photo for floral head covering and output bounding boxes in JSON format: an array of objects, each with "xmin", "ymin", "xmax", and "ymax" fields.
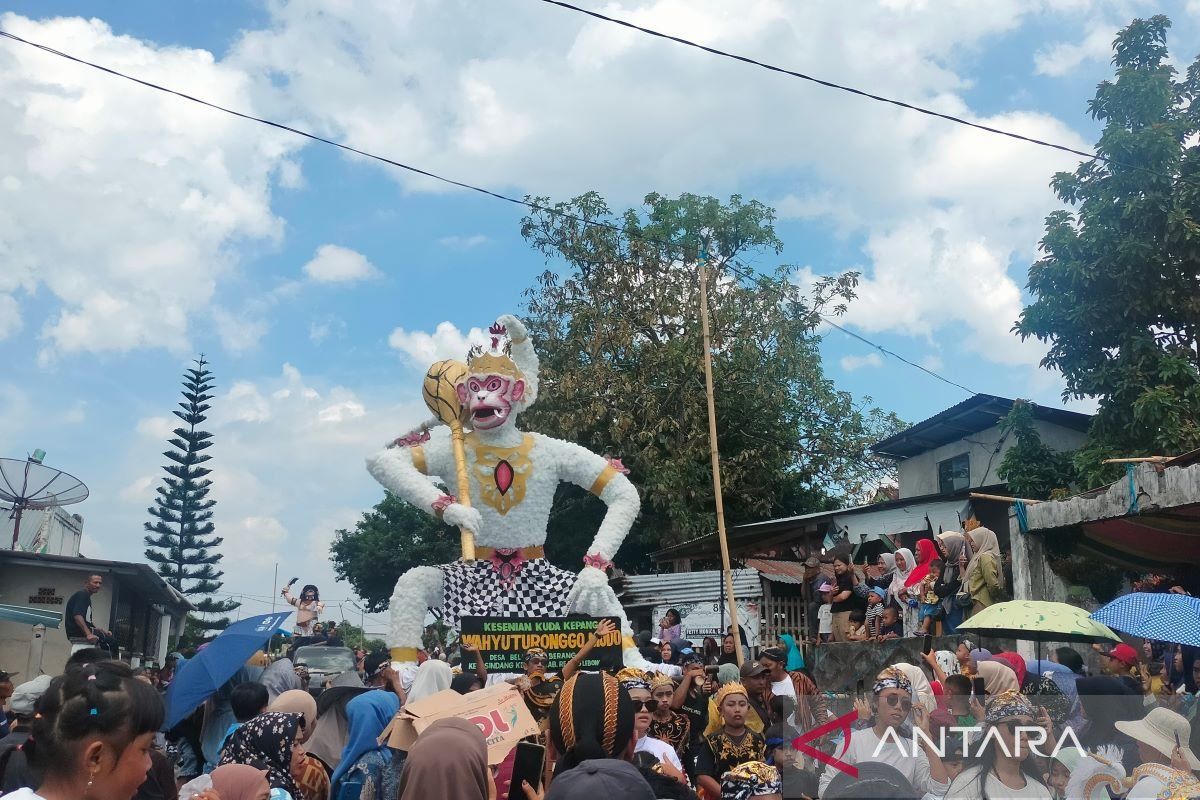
[
  {"xmin": 873, "ymin": 666, "xmax": 912, "ymax": 696},
  {"xmin": 615, "ymin": 667, "xmax": 651, "ymax": 693},
  {"xmin": 721, "ymin": 761, "xmax": 783, "ymax": 799},
  {"xmin": 218, "ymin": 711, "xmax": 303, "ymax": 798},
  {"xmin": 1022, "ymin": 674, "xmax": 1069, "ymax": 725},
  {"xmin": 984, "ymin": 690, "xmax": 1035, "ymax": 725}
]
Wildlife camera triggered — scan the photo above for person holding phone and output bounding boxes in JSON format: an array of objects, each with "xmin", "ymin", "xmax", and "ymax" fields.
[{"xmin": 818, "ymin": 667, "xmax": 951, "ymax": 798}]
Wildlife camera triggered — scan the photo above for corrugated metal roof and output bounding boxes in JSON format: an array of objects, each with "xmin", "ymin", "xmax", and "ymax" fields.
[
  {"xmin": 619, "ymin": 569, "xmax": 761, "ymax": 606},
  {"xmin": 831, "ymin": 498, "xmax": 970, "ymax": 541},
  {"xmin": 743, "ymin": 558, "xmax": 808, "ymax": 584}
]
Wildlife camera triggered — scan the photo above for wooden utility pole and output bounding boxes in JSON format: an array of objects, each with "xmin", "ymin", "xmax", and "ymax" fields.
[{"xmin": 697, "ymin": 256, "xmax": 743, "ymax": 666}]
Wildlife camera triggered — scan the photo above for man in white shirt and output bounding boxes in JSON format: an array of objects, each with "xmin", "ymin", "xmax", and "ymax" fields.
[{"xmin": 818, "ymin": 666, "xmax": 951, "ymax": 798}]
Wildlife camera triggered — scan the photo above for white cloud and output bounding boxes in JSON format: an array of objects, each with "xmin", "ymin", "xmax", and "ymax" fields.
[
  {"xmin": 135, "ymin": 416, "xmax": 175, "ymax": 439},
  {"xmin": 438, "ymin": 234, "xmax": 490, "ymax": 250},
  {"xmin": 308, "ymin": 316, "xmax": 345, "ymax": 344},
  {"xmin": 387, "ymin": 321, "xmax": 487, "ymax": 366},
  {"xmin": 0, "ymin": 295, "xmax": 22, "ymax": 340},
  {"xmin": 840, "ymin": 353, "xmax": 885, "ymax": 371},
  {"xmin": 0, "ymin": 13, "xmax": 296, "ymax": 360},
  {"xmin": 301, "ymin": 244, "xmax": 379, "ymax": 283},
  {"xmin": 229, "ymin": 516, "xmax": 288, "ymax": 567},
  {"xmin": 1034, "ymin": 24, "xmax": 1118, "ymax": 76},
  {"xmin": 212, "ymin": 307, "xmax": 270, "ymax": 354},
  {"xmin": 118, "ymin": 475, "xmax": 155, "ymax": 504}
]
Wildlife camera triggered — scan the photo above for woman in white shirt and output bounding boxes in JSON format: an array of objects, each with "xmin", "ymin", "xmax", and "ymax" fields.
[
  {"xmin": 617, "ymin": 668, "xmax": 688, "ymax": 783},
  {"xmin": 818, "ymin": 666, "xmax": 951, "ymax": 798},
  {"xmin": 944, "ymin": 691, "xmax": 1052, "ymax": 800}
]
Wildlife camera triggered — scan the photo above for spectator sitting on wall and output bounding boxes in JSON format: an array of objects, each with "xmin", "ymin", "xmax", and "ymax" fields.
[{"xmin": 64, "ymin": 574, "xmax": 119, "ymax": 657}]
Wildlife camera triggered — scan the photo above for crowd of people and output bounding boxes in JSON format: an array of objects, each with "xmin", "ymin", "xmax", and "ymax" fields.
[
  {"xmin": 803, "ymin": 527, "xmax": 1006, "ymax": 645},
  {"xmin": 1, "ymin": 563, "xmax": 1199, "ymax": 799}
]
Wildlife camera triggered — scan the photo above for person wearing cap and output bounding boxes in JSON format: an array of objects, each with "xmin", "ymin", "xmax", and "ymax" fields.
[
  {"xmin": 764, "ymin": 721, "xmax": 817, "ymax": 799},
  {"xmin": 819, "ymin": 667, "xmax": 951, "ymax": 798},
  {"xmin": 759, "ymin": 647, "xmax": 826, "ymax": 734},
  {"xmin": 0, "ymin": 674, "xmax": 51, "ymax": 793},
  {"xmin": 816, "ymin": 583, "xmax": 834, "ymax": 643},
  {"xmin": 543, "ymin": 758, "xmax": 656, "ymax": 800},
  {"xmin": 1097, "ymin": 643, "xmax": 1144, "ymax": 694},
  {"xmin": 695, "ymin": 682, "xmax": 767, "ymax": 798},
  {"xmin": 741, "ymin": 661, "xmax": 772, "ymax": 729},
  {"xmin": 1116, "ymin": 706, "xmax": 1200, "ymax": 774}
]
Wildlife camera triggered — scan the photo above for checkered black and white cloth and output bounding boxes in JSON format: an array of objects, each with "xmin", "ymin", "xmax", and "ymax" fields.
[{"xmin": 441, "ymin": 558, "xmax": 578, "ymax": 631}]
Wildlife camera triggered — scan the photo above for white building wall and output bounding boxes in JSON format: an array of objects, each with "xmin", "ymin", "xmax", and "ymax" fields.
[
  {"xmin": 897, "ymin": 420, "xmax": 1087, "ymax": 499},
  {"xmin": 0, "ymin": 564, "xmax": 113, "ymax": 675}
]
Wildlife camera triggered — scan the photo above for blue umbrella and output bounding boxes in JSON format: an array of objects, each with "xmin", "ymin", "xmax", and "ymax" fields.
[
  {"xmin": 163, "ymin": 611, "xmax": 291, "ymax": 729},
  {"xmin": 1090, "ymin": 592, "xmax": 1200, "ymax": 647}
]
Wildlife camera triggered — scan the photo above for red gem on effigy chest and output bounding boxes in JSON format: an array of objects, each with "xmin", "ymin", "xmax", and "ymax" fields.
[{"xmin": 494, "ymin": 460, "xmax": 514, "ymax": 495}]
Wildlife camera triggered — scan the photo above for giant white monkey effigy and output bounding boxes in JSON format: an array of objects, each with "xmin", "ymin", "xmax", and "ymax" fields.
[{"xmin": 366, "ymin": 314, "xmax": 644, "ymax": 669}]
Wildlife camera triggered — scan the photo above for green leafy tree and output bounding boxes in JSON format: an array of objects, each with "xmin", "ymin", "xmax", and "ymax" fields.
[
  {"xmin": 330, "ymin": 492, "xmax": 459, "ymax": 612},
  {"xmin": 144, "ymin": 356, "xmax": 238, "ymax": 640},
  {"xmin": 519, "ymin": 191, "xmax": 905, "ymax": 563},
  {"xmin": 996, "ymin": 400, "xmax": 1079, "ymax": 500},
  {"xmin": 1015, "ymin": 15, "xmax": 1200, "ymax": 488}
]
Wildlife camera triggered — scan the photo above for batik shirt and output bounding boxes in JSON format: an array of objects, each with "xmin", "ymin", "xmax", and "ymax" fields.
[{"xmin": 647, "ymin": 711, "xmax": 691, "ymax": 757}]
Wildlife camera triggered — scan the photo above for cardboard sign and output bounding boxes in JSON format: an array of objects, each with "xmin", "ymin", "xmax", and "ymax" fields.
[
  {"xmin": 459, "ymin": 616, "xmax": 622, "ymax": 673},
  {"xmin": 382, "ymin": 684, "xmax": 538, "ymax": 764}
]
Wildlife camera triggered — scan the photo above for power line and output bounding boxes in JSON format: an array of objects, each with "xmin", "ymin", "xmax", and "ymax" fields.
[
  {"xmin": 532, "ymin": 0, "xmax": 1151, "ymax": 178},
  {"xmin": 0, "ymin": 26, "xmax": 975, "ymax": 397}
]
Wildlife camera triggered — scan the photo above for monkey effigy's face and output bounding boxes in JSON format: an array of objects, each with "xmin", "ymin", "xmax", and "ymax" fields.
[{"xmin": 457, "ymin": 373, "xmax": 525, "ymax": 430}]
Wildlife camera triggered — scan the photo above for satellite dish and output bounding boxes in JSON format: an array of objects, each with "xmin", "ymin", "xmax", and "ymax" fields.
[{"xmin": 0, "ymin": 454, "xmax": 89, "ymax": 551}]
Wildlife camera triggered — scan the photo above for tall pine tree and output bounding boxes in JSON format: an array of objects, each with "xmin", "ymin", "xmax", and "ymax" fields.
[{"xmin": 144, "ymin": 356, "xmax": 238, "ymax": 640}]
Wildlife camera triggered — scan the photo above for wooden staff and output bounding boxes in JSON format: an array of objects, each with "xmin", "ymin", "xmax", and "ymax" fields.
[
  {"xmin": 698, "ymin": 256, "xmax": 743, "ymax": 666},
  {"xmin": 449, "ymin": 418, "xmax": 476, "ymax": 561},
  {"xmin": 968, "ymin": 492, "xmax": 1043, "ymax": 504}
]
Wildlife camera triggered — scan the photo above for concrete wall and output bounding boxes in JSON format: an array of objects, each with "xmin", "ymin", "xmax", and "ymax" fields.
[
  {"xmin": 898, "ymin": 420, "xmax": 1087, "ymax": 499},
  {"xmin": 0, "ymin": 564, "xmax": 113, "ymax": 676}
]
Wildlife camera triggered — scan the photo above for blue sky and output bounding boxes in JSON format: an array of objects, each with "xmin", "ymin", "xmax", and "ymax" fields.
[{"xmin": 1, "ymin": 0, "xmax": 1196, "ymax": 633}]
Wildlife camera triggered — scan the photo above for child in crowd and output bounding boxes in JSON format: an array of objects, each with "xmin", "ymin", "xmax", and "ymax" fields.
[
  {"xmin": 817, "ymin": 583, "xmax": 834, "ymax": 643},
  {"xmin": 918, "ymin": 559, "xmax": 945, "ymax": 635},
  {"xmin": 877, "ymin": 606, "xmax": 903, "ymax": 639},
  {"xmin": 846, "ymin": 610, "xmax": 869, "ymax": 641},
  {"xmin": 865, "ymin": 588, "xmax": 886, "ymax": 639}
]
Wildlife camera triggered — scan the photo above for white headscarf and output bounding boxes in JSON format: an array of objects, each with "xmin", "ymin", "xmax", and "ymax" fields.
[
  {"xmin": 408, "ymin": 660, "xmax": 453, "ymax": 704},
  {"xmin": 889, "ymin": 548, "xmax": 916, "ymax": 598},
  {"xmin": 892, "ymin": 662, "xmax": 936, "ymax": 714}
]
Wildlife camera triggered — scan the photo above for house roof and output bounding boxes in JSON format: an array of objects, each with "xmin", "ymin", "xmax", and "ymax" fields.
[
  {"xmin": 871, "ymin": 394, "xmax": 1092, "ymax": 460},
  {"xmin": 652, "ymin": 491, "xmax": 975, "ymax": 561},
  {"xmin": 743, "ymin": 558, "xmax": 808, "ymax": 584},
  {"xmin": 0, "ymin": 550, "xmax": 194, "ymax": 613},
  {"xmin": 617, "ymin": 569, "xmax": 762, "ymax": 607}
]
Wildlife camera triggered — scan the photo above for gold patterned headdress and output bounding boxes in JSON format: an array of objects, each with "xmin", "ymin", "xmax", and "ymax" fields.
[
  {"xmin": 714, "ymin": 681, "xmax": 749, "ymax": 706},
  {"xmin": 466, "ymin": 350, "xmax": 524, "ymax": 382},
  {"xmin": 615, "ymin": 667, "xmax": 652, "ymax": 692},
  {"xmin": 649, "ymin": 673, "xmax": 676, "ymax": 691}
]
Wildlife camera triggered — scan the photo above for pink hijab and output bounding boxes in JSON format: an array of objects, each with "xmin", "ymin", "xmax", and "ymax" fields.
[{"xmin": 211, "ymin": 764, "xmax": 270, "ymax": 800}]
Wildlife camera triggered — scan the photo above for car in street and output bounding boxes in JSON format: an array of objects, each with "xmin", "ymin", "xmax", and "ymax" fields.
[{"xmin": 292, "ymin": 645, "xmax": 357, "ymax": 688}]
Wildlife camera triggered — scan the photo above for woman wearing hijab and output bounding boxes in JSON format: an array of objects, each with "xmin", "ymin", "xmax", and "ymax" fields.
[
  {"xmin": 329, "ymin": 690, "xmax": 403, "ymax": 797},
  {"xmin": 397, "ymin": 718, "xmax": 490, "ymax": 800},
  {"xmin": 892, "ymin": 662, "xmax": 937, "ymax": 714},
  {"xmin": 991, "ymin": 651, "xmax": 1028, "ymax": 688},
  {"xmin": 889, "ymin": 547, "xmax": 919, "ymax": 637},
  {"xmin": 976, "ymin": 660, "xmax": 1019, "ymax": 695},
  {"xmin": 868, "ymin": 553, "xmax": 896, "ymax": 594},
  {"xmin": 269, "ymin": 690, "xmax": 327, "ymax": 800},
  {"xmin": 936, "ymin": 531, "xmax": 970, "ymax": 633},
  {"xmin": 903, "ymin": 539, "xmax": 939, "ymax": 591},
  {"xmin": 210, "ymin": 764, "xmax": 271, "ymax": 800},
  {"xmin": 407, "ymin": 659, "xmax": 452, "ymax": 704},
  {"xmin": 259, "ymin": 658, "xmax": 302, "ymax": 703},
  {"xmin": 219, "ymin": 711, "xmax": 305, "ymax": 799},
  {"xmin": 779, "ymin": 634, "xmax": 805, "ymax": 672},
  {"xmin": 964, "ymin": 526, "xmax": 1005, "ymax": 614}
]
